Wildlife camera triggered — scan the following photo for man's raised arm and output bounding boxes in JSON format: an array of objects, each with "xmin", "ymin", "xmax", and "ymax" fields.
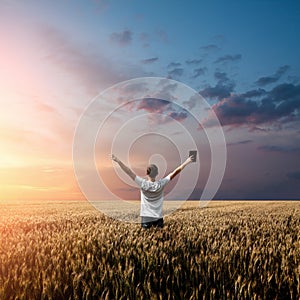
[
  {"xmin": 168, "ymin": 156, "xmax": 194, "ymax": 180},
  {"xmin": 111, "ymin": 154, "xmax": 136, "ymax": 180}
]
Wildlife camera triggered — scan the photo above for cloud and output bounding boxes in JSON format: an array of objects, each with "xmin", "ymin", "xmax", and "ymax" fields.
[
  {"xmin": 110, "ymin": 30, "xmax": 132, "ymax": 46},
  {"xmin": 192, "ymin": 67, "xmax": 207, "ymax": 78},
  {"xmin": 207, "ymin": 82, "xmax": 300, "ymax": 128},
  {"xmin": 200, "ymin": 44, "xmax": 220, "ymax": 51},
  {"xmin": 185, "ymin": 59, "xmax": 202, "ymax": 65},
  {"xmin": 255, "ymin": 65, "xmax": 290, "ymax": 86},
  {"xmin": 200, "ymin": 68, "xmax": 300, "ymax": 129},
  {"xmin": 134, "ymin": 98, "xmax": 188, "ymax": 124},
  {"xmin": 152, "ymin": 81, "xmax": 180, "ymax": 102},
  {"xmin": 201, "ymin": 85, "xmax": 233, "ymax": 101},
  {"xmin": 136, "ymin": 98, "xmax": 169, "ymax": 113},
  {"xmin": 227, "ymin": 140, "xmax": 252, "ymax": 146},
  {"xmin": 183, "ymin": 94, "xmax": 199, "ymax": 110},
  {"xmin": 212, "ymin": 95, "xmax": 258, "ymax": 125},
  {"xmin": 269, "ymin": 82, "xmax": 300, "ymax": 102},
  {"xmin": 242, "ymin": 88, "xmax": 266, "ymax": 98},
  {"xmin": 167, "ymin": 62, "xmax": 181, "ymax": 68},
  {"xmin": 214, "ymin": 71, "xmax": 230, "ymax": 82},
  {"xmin": 200, "ymin": 71, "xmax": 235, "ymax": 100},
  {"xmin": 168, "ymin": 111, "xmax": 188, "ymax": 122},
  {"xmin": 168, "ymin": 68, "xmax": 184, "ymax": 78},
  {"xmin": 214, "ymin": 54, "xmax": 242, "ymax": 64},
  {"xmin": 248, "ymin": 126, "xmax": 269, "ymax": 132},
  {"xmin": 140, "ymin": 57, "xmax": 159, "ymax": 64},
  {"xmin": 35, "ymin": 25, "xmax": 143, "ymax": 94}
]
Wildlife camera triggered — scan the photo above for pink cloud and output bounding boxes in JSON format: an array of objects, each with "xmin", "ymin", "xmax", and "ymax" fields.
[
  {"xmin": 34, "ymin": 25, "xmax": 144, "ymax": 95},
  {"xmin": 136, "ymin": 98, "xmax": 169, "ymax": 113}
]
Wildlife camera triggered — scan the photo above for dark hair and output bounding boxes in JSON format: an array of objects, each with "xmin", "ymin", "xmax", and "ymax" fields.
[{"xmin": 146, "ymin": 164, "xmax": 158, "ymax": 178}]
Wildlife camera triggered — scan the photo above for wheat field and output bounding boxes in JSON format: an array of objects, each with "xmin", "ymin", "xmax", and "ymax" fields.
[{"xmin": 0, "ymin": 200, "xmax": 299, "ymax": 299}]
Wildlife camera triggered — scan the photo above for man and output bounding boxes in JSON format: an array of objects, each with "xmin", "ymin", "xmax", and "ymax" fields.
[{"xmin": 111, "ymin": 154, "xmax": 194, "ymax": 228}]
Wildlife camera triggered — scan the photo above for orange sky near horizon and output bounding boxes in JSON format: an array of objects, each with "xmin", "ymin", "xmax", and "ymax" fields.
[{"xmin": 0, "ymin": 20, "xmax": 79, "ymax": 201}]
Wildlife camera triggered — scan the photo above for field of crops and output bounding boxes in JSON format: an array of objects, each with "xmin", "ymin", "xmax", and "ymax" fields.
[{"xmin": 0, "ymin": 200, "xmax": 299, "ymax": 299}]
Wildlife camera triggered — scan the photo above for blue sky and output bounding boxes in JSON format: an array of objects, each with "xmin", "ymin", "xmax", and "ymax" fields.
[{"xmin": 1, "ymin": 0, "xmax": 300, "ymax": 200}]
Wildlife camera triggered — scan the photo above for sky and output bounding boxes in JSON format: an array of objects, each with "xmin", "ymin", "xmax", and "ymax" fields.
[{"xmin": 0, "ymin": 0, "xmax": 300, "ymax": 201}]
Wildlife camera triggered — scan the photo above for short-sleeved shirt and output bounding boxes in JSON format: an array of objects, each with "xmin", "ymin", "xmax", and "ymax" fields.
[{"xmin": 135, "ymin": 175, "xmax": 171, "ymax": 218}]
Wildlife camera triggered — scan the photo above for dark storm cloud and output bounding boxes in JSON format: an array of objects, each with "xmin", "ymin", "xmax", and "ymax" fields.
[
  {"xmin": 255, "ymin": 65, "xmax": 290, "ymax": 86},
  {"xmin": 200, "ymin": 85, "xmax": 232, "ymax": 100},
  {"xmin": 140, "ymin": 57, "xmax": 159, "ymax": 64},
  {"xmin": 210, "ymin": 82, "xmax": 300, "ymax": 127},
  {"xmin": 110, "ymin": 30, "xmax": 132, "ymax": 46},
  {"xmin": 200, "ymin": 71, "xmax": 235, "ymax": 100},
  {"xmin": 270, "ymin": 83, "xmax": 300, "ymax": 102},
  {"xmin": 199, "ymin": 69, "xmax": 300, "ymax": 129},
  {"xmin": 213, "ymin": 95, "xmax": 258, "ymax": 125},
  {"xmin": 242, "ymin": 89, "xmax": 267, "ymax": 98},
  {"xmin": 214, "ymin": 54, "xmax": 242, "ymax": 64}
]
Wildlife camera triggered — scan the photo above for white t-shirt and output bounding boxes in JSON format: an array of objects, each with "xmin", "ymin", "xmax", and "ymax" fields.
[{"xmin": 135, "ymin": 175, "xmax": 171, "ymax": 218}]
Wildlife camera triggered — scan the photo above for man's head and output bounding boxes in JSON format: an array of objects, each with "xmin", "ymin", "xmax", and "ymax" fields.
[{"xmin": 146, "ymin": 164, "xmax": 158, "ymax": 178}]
